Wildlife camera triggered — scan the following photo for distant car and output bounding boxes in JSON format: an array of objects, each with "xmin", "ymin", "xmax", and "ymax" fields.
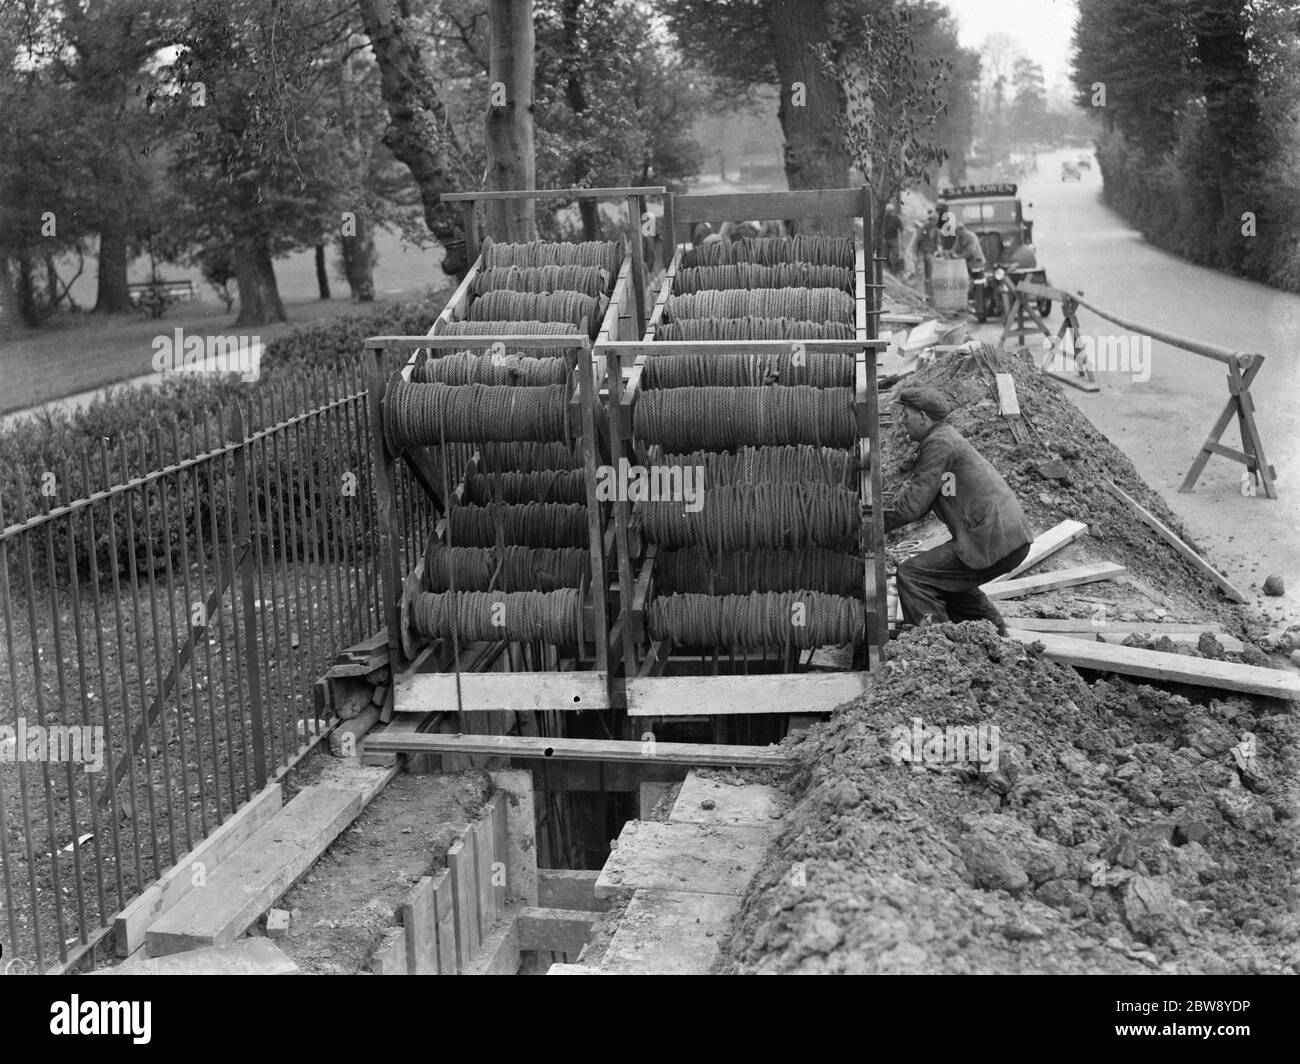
[
  {"xmin": 1077, "ymin": 155, "xmax": 1092, "ymax": 170},
  {"xmin": 1061, "ymin": 162, "xmax": 1082, "ymax": 181}
]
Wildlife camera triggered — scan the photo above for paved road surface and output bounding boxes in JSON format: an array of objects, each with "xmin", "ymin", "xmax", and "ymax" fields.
[{"xmin": 975, "ymin": 147, "xmax": 1299, "ymax": 621}]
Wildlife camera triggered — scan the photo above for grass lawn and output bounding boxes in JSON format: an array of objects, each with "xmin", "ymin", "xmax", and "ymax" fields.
[{"xmin": 0, "ymin": 226, "xmax": 448, "ymax": 416}]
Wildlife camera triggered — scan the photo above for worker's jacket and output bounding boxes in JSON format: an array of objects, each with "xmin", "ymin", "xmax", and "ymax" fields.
[{"xmin": 884, "ymin": 423, "xmax": 1033, "ymax": 569}]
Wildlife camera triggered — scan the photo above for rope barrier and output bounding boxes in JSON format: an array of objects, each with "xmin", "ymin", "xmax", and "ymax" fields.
[
  {"xmin": 642, "ymin": 350, "xmax": 852, "ymax": 389},
  {"xmin": 423, "ymin": 544, "xmax": 589, "ymax": 592},
  {"xmin": 681, "ymin": 235, "xmax": 854, "ymax": 269},
  {"xmin": 633, "ymin": 385, "xmax": 855, "ymax": 449},
  {"xmin": 385, "ymin": 381, "xmax": 569, "ymax": 448},
  {"xmin": 673, "ymin": 262, "xmax": 853, "ymax": 295},
  {"xmin": 647, "ymin": 591, "xmax": 864, "ymax": 649},
  {"xmin": 638, "ymin": 482, "xmax": 860, "ymax": 551},
  {"xmin": 411, "ymin": 589, "xmax": 581, "ymax": 645},
  {"xmin": 665, "ymin": 287, "xmax": 854, "ymax": 325},
  {"xmin": 654, "ymin": 546, "xmax": 864, "ymax": 597},
  {"xmin": 417, "ymin": 352, "xmax": 569, "ymax": 386},
  {"xmin": 464, "ymin": 468, "xmax": 587, "ymax": 505},
  {"xmin": 448, "ymin": 501, "xmax": 590, "ymax": 548},
  {"xmin": 655, "ymin": 317, "xmax": 856, "ymax": 341}
]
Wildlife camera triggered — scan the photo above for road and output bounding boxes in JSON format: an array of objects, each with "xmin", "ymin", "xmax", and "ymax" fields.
[{"xmin": 974, "ymin": 147, "xmax": 1300, "ymax": 622}]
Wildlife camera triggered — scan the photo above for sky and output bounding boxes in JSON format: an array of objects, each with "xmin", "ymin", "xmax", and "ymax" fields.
[{"xmin": 942, "ymin": 0, "xmax": 1081, "ymax": 101}]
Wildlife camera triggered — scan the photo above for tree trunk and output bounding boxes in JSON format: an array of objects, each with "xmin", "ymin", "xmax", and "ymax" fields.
[
  {"xmin": 485, "ymin": 0, "xmax": 536, "ymax": 241},
  {"xmin": 95, "ymin": 221, "xmax": 133, "ymax": 313},
  {"xmin": 561, "ymin": 0, "xmax": 596, "ymax": 240},
  {"xmin": 770, "ymin": 0, "xmax": 850, "ymax": 231},
  {"xmin": 233, "ymin": 239, "xmax": 287, "ymax": 326},
  {"xmin": 358, "ymin": 0, "xmax": 470, "ymax": 277},
  {"xmin": 340, "ymin": 218, "xmax": 375, "ymax": 301},
  {"xmin": 0, "ymin": 257, "xmax": 21, "ymax": 326},
  {"xmin": 315, "ymin": 243, "xmax": 331, "ymax": 299}
]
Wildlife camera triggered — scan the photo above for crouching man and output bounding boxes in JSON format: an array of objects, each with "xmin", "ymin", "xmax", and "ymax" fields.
[{"xmin": 884, "ymin": 386, "xmax": 1034, "ymax": 636}]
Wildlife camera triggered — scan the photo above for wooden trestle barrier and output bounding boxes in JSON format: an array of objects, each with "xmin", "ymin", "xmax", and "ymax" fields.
[{"xmin": 1005, "ymin": 279, "xmax": 1278, "ymax": 499}]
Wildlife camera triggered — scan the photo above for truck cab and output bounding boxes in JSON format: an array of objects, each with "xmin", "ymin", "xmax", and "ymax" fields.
[{"xmin": 940, "ymin": 183, "xmax": 1033, "ymax": 269}]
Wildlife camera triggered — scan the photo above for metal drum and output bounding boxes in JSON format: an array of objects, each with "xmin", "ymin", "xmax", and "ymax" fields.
[{"xmin": 931, "ymin": 257, "xmax": 968, "ymax": 314}]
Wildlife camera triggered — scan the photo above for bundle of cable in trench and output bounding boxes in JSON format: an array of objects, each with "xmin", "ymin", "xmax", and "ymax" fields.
[
  {"xmin": 673, "ymin": 262, "xmax": 852, "ymax": 295},
  {"xmin": 423, "ymin": 544, "xmax": 589, "ymax": 592},
  {"xmin": 655, "ymin": 546, "xmax": 864, "ymax": 596},
  {"xmin": 469, "ymin": 290, "xmax": 603, "ymax": 335},
  {"xmin": 666, "ymin": 287, "xmax": 853, "ymax": 325},
  {"xmin": 486, "ymin": 239, "xmax": 622, "ymax": 275},
  {"xmin": 660, "ymin": 445, "xmax": 857, "ymax": 487},
  {"xmin": 476, "ymin": 440, "xmax": 583, "ymax": 472},
  {"xmin": 473, "ymin": 264, "xmax": 611, "ymax": 299},
  {"xmin": 656, "ymin": 317, "xmax": 855, "ymax": 342},
  {"xmin": 638, "ymin": 482, "xmax": 860, "ymax": 551},
  {"xmin": 682, "ymin": 235, "xmax": 855, "ymax": 269},
  {"xmin": 647, "ymin": 591, "xmax": 863, "ymax": 650},
  {"xmin": 634, "ymin": 385, "xmax": 854, "ymax": 449},
  {"xmin": 417, "ymin": 352, "xmax": 569, "ymax": 387},
  {"xmin": 464, "ymin": 468, "xmax": 586, "ymax": 505},
  {"xmin": 411, "ymin": 589, "xmax": 580, "ymax": 645},
  {"xmin": 384, "ymin": 381, "xmax": 569, "ymax": 450},
  {"xmin": 448, "ymin": 501, "xmax": 589, "ymax": 548},
  {"xmin": 642, "ymin": 350, "xmax": 852, "ymax": 389}
]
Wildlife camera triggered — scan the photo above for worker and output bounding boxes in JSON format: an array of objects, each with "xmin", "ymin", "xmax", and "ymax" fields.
[
  {"xmin": 884, "ymin": 386, "xmax": 1033, "ymax": 636},
  {"xmin": 882, "ymin": 203, "xmax": 904, "ymax": 273},
  {"xmin": 914, "ymin": 208, "xmax": 940, "ymax": 298}
]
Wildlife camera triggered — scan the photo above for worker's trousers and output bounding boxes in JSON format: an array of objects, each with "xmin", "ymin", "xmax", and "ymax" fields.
[{"xmin": 895, "ymin": 540, "xmax": 1031, "ymax": 634}]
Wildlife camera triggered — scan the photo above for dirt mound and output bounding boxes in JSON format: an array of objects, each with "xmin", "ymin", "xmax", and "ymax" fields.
[
  {"xmin": 720, "ymin": 623, "xmax": 1300, "ymax": 974},
  {"xmin": 881, "ymin": 346, "xmax": 1240, "ymax": 626}
]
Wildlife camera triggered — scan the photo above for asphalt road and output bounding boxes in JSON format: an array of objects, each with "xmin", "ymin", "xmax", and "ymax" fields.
[{"xmin": 973, "ymin": 147, "xmax": 1300, "ymax": 621}]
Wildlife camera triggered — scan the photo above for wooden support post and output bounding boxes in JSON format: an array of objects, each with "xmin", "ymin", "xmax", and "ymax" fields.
[{"xmin": 367, "ymin": 344, "xmax": 406, "ymax": 685}]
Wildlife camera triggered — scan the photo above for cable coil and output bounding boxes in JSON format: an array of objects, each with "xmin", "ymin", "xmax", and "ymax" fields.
[
  {"xmin": 641, "ymin": 350, "xmax": 852, "ymax": 389},
  {"xmin": 665, "ymin": 287, "xmax": 854, "ymax": 325},
  {"xmin": 656, "ymin": 317, "xmax": 856, "ymax": 342},
  {"xmin": 659, "ymin": 445, "xmax": 857, "ymax": 487},
  {"xmin": 647, "ymin": 591, "xmax": 864, "ymax": 649},
  {"xmin": 654, "ymin": 546, "xmax": 864, "ymax": 597},
  {"xmin": 633, "ymin": 386, "xmax": 855, "ymax": 449},
  {"xmin": 411, "ymin": 589, "xmax": 580, "ymax": 645},
  {"xmin": 464, "ymin": 469, "xmax": 586, "ymax": 505},
  {"xmin": 673, "ymin": 262, "xmax": 852, "ymax": 295},
  {"xmin": 423, "ymin": 544, "xmax": 589, "ymax": 592},
  {"xmin": 681, "ymin": 235, "xmax": 854, "ymax": 269},
  {"xmin": 638, "ymin": 482, "xmax": 861, "ymax": 551},
  {"xmin": 448, "ymin": 501, "xmax": 589, "ymax": 548},
  {"xmin": 385, "ymin": 381, "xmax": 569, "ymax": 448},
  {"xmin": 416, "ymin": 352, "xmax": 568, "ymax": 387}
]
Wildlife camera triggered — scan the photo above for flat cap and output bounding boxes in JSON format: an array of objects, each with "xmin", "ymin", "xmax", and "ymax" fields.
[{"xmin": 894, "ymin": 385, "xmax": 951, "ymax": 421}]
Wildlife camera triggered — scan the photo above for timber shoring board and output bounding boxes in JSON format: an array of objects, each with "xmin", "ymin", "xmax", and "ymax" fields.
[
  {"xmin": 517, "ymin": 907, "xmax": 597, "ymax": 955},
  {"xmin": 145, "ymin": 783, "xmax": 362, "ymax": 958},
  {"xmin": 1008, "ymin": 629, "xmax": 1300, "ymax": 701},
  {"xmin": 464, "ymin": 906, "xmax": 522, "ymax": 976},
  {"xmin": 372, "ymin": 926, "xmax": 408, "ymax": 975},
  {"xmin": 432, "ymin": 871, "xmax": 458, "ymax": 975},
  {"xmin": 472, "ymin": 802, "xmax": 499, "ymax": 937},
  {"xmin": 538, "ymin": 869, "xmax": 609, "ymax": 913},
  {"xmin": 401, "ymin": 876, "xmax": 437, "ymax": 975},
  {"xmin": 490, "ymin": 770, "xmax": 538, "ymax": 907},
  {"xmin": 365, "ymin": 732, "xmax": 795, "ymax": 769},
  {"xmin": 1102, "ymin": 480, "xmax": 1248, "ymax": 603},
  {"xmin": 982, "ymin": 561, "xmax": 1126, "ymax": 600},
  {"xmin": 115, "ymin": 782, "xmax": 284, "ymax": 957},
  {"xmin": 394, "ymin": 671, "xmax": 611, "ymax": 713},
  {"xmin": 625, "ymin": 673, "xmax": 868, "ymax": 717},
  {"xmin": 447, "ymin": 837, "xmax": 480, "ymax": 969}
]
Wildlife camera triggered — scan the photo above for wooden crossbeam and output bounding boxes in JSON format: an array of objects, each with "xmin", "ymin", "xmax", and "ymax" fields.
[
  {"xmin": 363, "ymin": 733, "xmax": 796, "ymax": 768},
  {"xmin": 625, "ymin": 673, "xmax": 869, "ymax": 717}
]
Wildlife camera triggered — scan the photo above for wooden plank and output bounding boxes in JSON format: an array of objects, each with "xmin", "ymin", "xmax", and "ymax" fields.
[
  {"xmin": 994, "ymin": 373, "xmax": 1021, "ymax": 416},
  {"xmin": 463, "ymin": 907, "xmax": 521, "ymax": 976},
  {"xmin": 989, "ymin": 519, "xmax": 1088, "ymax": 583},
  {"xmin": 146, "ymin": 784, "xmax": 361, "ymax": 957},
  {"xmin": 670, "ymin": 188, "xmax": 865, "ymax": 225},
  {"xmin": 669, "ymin": 774, "xmax": 787, "ymax": 828},
  {"xmin": 1045, "ymin": 369, "xmax": 1102, "ymax": 393},
  {"xmin": 595, "ymin": 821, "xmax": 772, "ymax": 899},
  {"xmin": 489, "ymin": 770, "xmax": 538, "ymax": 907},
  {"xmin": 394, "ymin": 671, "xmax": 610, "ymax": 713},
  {"xmin": 1007, "ymin": 629, "xmax": 1300, "ymax": 701},
  {"xmin": 372, "ymin": 926, "xmax": 408, "ymax": 975},
  {"xmin": 365, "ymin": 333, "xmax": 588, "ymax": 351},
  {"xmin": 441, "ymin": 186, "xmax": 666, "ymax": 202},
  {"xmin": 472, "ymin": 806, "xmax": 498, "ymax": 937},
  {"xmin": 447, "ymin": 837, "xmax": 480, "ymax": 969},
  {"xmin": 625, "ymin": 673, "xmax": 868, "ymax": 717},
  {"xmin": 103, "ymin": 937, "xmax": 298, "ymax": 976},
  {"xmin": 1102, "ymin": 481, "xmax": 1247, "ymax": 603},
  {"xmin": 115, "ymin": 782, "xmax": 284, "ymax": 957},
  {"xmin": 366, "ymin": 733, "xmax": 796, "ymax": 769},
  {"xmin": 599, "ymin": 889, "xmax": 740, "ymax": 975},
  {"xmin": 982, "ymin": 561, "xmax": 1126, "ymax": 601},
  {"xmin": 538, "ymin": 869, "xmax": 610, "ymax": 912},
  {"xmin": 401, "ymin": 876, "xmax": 437, "ymax": 975},
  {"xmin": 602, "ymin": 339, "xmax": 886, "ymax": 358},
  {"xmin": 431, "ymin": 871, "xmax": 458, "ymax": 975},
  {"xmin": 1007, "ymin": 617, "xmax": 1226, "ymax": 635},
  {"xmin": 1047, "ymin": 628, "xmax": 1245, "ymax": 653},
  {"xmin": 516, "ymin": 907, "xmax": 596, "ymax": 954}
]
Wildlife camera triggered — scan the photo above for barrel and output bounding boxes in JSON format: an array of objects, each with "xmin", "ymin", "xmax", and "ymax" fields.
[{"xmin": 931, "ymin": 257, "xmax": 968, "ymax": 314}]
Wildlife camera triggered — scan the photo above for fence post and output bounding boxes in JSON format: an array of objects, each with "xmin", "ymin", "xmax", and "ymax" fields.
[{"xmin": 230, "ymin": 403, "xmax": 268, "ymax": 789}]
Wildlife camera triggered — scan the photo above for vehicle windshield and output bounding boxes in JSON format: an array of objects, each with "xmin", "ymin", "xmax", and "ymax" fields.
[{"xmin": 955, "ymin": 200, "xmax": 1018, "ymax": 226}]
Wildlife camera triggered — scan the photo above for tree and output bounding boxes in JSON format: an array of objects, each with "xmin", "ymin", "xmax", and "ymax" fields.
[
  {"xmin": 1009, "ymin": 57, "xmax": 1047, "ymax": 146},
  {"xmin": 485, "ymin": 0, "xmax": 536, "ymax": 240}
]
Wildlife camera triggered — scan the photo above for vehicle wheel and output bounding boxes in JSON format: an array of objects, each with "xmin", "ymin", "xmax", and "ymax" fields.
[{"xmin": 1037, "ymin": 299, "xmax": 1052, "ymax": 317}]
